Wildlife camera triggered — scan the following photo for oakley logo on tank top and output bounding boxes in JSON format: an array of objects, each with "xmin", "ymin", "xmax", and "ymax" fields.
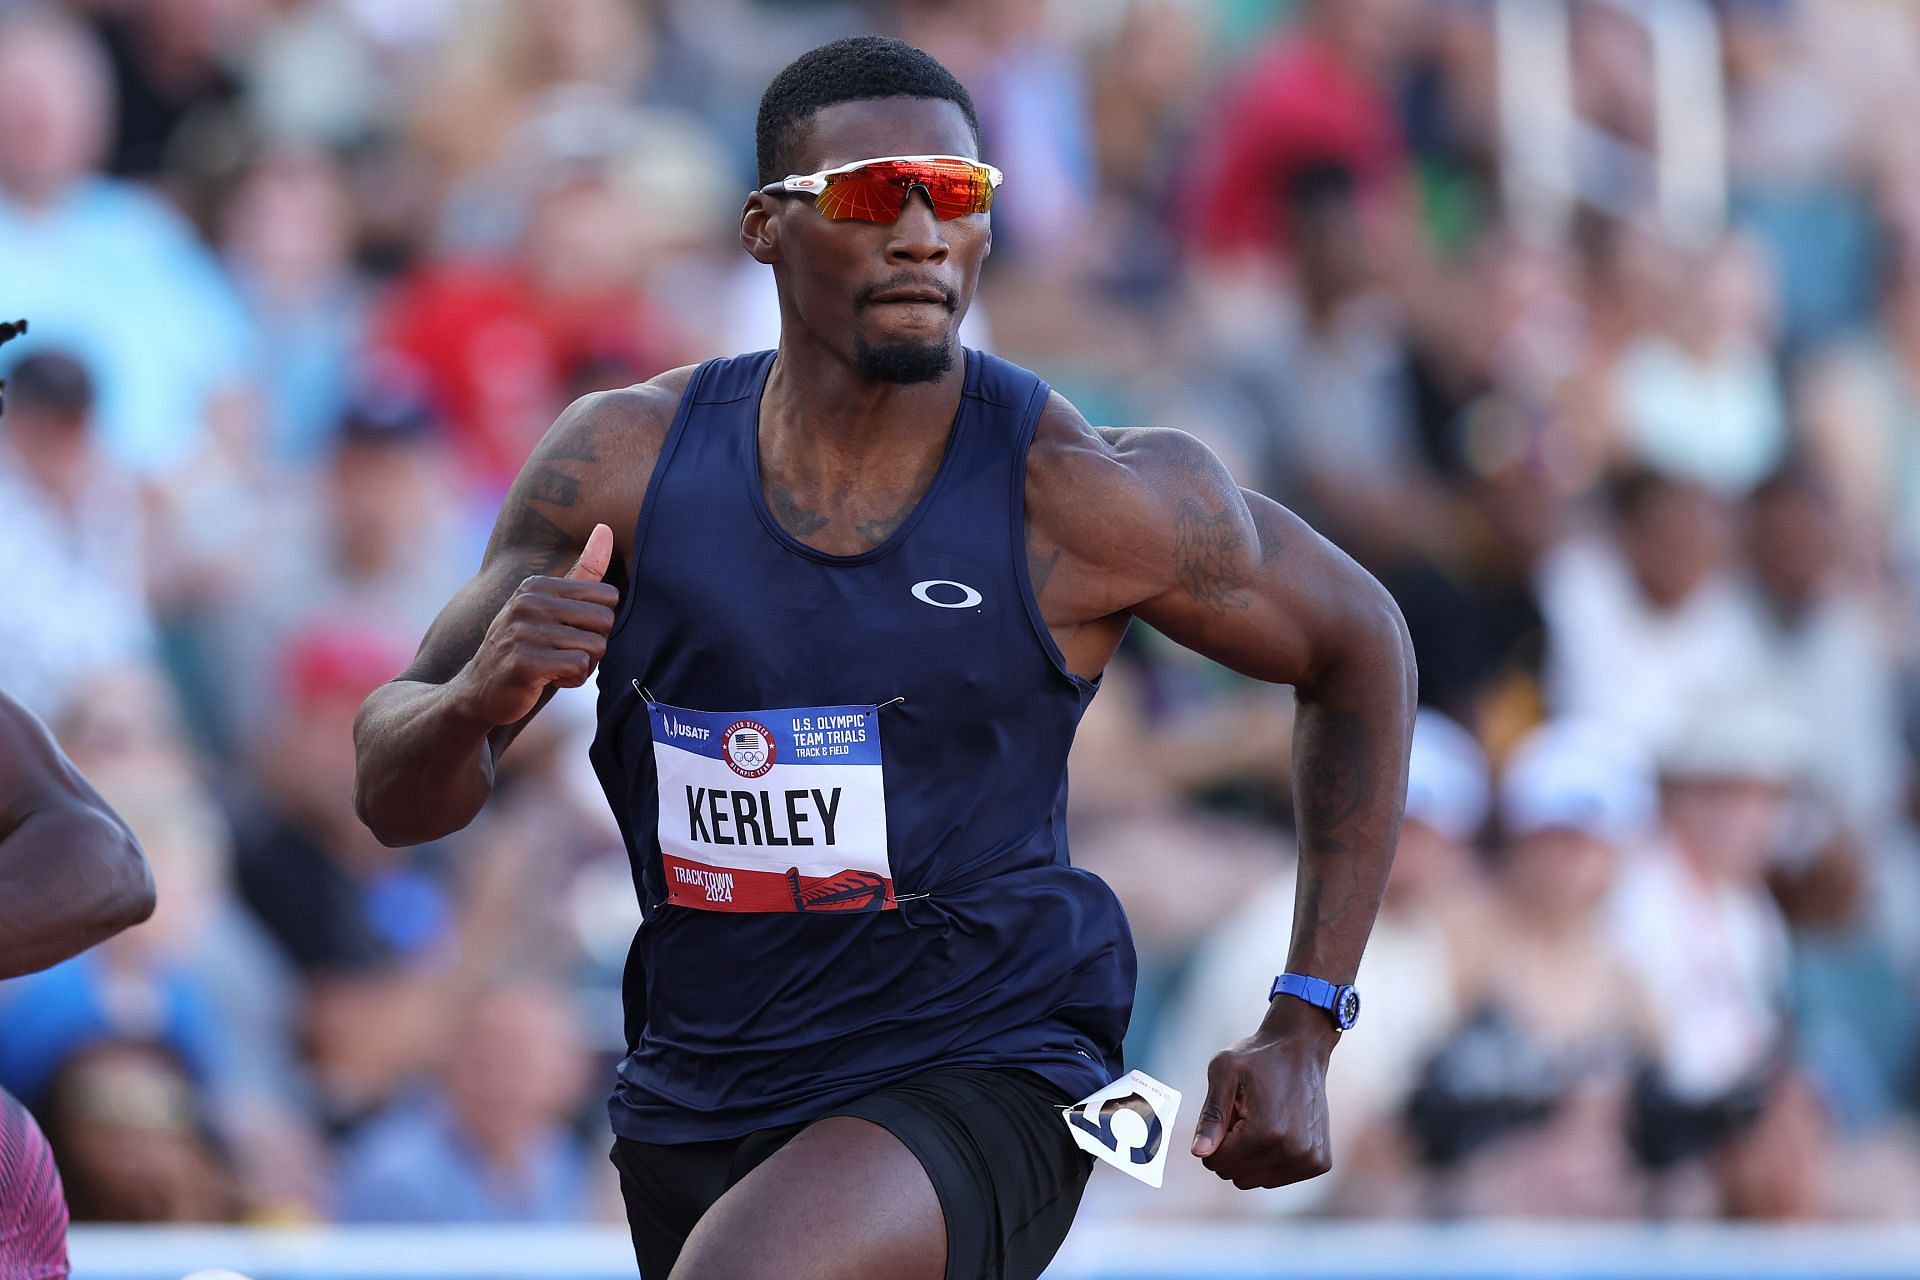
[{"xmin": 590, "ymin": 349, "xmax": 1136, "ymax": 1145}]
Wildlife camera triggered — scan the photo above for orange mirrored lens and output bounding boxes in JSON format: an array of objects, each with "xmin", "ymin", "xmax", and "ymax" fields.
[{"xmin": 813, "ymin": 160, "xmax": 995, "ymax": 222}]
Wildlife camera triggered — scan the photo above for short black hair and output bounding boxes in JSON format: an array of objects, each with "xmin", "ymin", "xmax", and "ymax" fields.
[
  {"xmin": 755, "ymin": 36, "xmax": 980, "ymax": 186},
  {"xmin": 7, "ymin": 351, "xmax": 93, "ymax": 419}
]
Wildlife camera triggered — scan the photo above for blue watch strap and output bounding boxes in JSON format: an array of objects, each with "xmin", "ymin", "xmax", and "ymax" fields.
[{"xmin": 1269, "ymin": 972, "xmax": 1339, "ymax": 1009}]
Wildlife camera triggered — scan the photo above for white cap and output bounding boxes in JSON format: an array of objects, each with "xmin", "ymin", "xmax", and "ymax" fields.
[
  {"xmin": 1500, "ymin": 718, "xmax": 1656, "ymax": 843},
  {"xmin": 1403, "ymin": 709, "xmax": 1490, "ymax": 842},
  {"xmin": 1660, "ymin": 691, "xmax": 1806, "ymax": 786}
]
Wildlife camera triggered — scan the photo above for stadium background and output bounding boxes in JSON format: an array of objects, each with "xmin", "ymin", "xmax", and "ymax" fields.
[{"xmin": 3, "ymin": 0, "xmax": 1920, "ymax": 1275}]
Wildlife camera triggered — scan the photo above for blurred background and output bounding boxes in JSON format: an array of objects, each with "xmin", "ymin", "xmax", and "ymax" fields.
[{"xmin": 4, "ymin": 0, "xmax": 1920, "ymax": 1274}]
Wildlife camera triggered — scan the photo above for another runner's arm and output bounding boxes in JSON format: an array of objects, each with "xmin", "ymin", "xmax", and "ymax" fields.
[
  {"xmin": 0, "ymin": 690, "xmax": 154, "ymax": 978},
  {"xmin": 352, "ymin": 376, "xmax": 685, "ymax": 846}
]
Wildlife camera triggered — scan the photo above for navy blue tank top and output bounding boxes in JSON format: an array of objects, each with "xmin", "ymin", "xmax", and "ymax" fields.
[{"xmin": 589, "ymin": 349, "xmax": 1136, "ymax": 1143}]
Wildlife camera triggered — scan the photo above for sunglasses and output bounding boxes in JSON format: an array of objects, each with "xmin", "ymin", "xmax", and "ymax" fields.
[{"xmin": 760, "ymin": 154, "xmax": 1003, "ymax": 223}]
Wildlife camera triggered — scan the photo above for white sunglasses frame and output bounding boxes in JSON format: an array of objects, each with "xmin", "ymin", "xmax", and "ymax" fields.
[{"xmin": 759, "ymin": 154, "xmax": 1004, "ymax": 205}]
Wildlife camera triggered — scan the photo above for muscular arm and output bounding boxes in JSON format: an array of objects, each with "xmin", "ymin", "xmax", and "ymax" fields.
[
  {"xmin": 1031, "ymin": 411, "xmax": 1416, "ymax": 978},
  {"xmin": 0, "ymin": 691, "xmax": 155, "ymax": 978},
  {"xmin": 1029, "ymin": 402, "xmax": 1416, "ymax": 1184},
  {"xmin": 352, "ymin": 374, "xmax": 686, "ymax": 846}
]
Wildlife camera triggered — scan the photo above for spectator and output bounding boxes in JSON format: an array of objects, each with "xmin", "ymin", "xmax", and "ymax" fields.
[
  {"xmin": 214, "ymin": 365, "xmax": 472, "ymax": 743},
  {"xmin": 333, "ymin": 978, "xmax": 594, "ymax": 1223},
  {"xmin": 88, "ymin": 0, "xmax": 251, "ymax": 187},
  {"xmin": 1738, "ymin": 462, "xmax": 1906, "ymax": 838},
  {"xmin": 371, "ymin": 172, "xmax": 684, "ymax": 494},
  {"xmin": 1182, "ymin": 0, "xmax": 1411, "ymax": 265},
  {"xmin": 1412, "ymin": 720, "xmax": 1658, "ymax": 1218},
  {"xmin": 1610, "ymin": 236, "xmax": 1788, "ymax": 496},
  {"xmin": 226, "ymin": 625, "xmax": 541, "ymax": 1126},
  {"xmin": 0, "ymin": 351, "xmax": 154, "ymax": 722},
  {"xmin": 0, "ymin": 4, "xmax": 254, "ymax": 475},
  {"xmin": 1538, "ymin": 466, "xmax": 1767, "ymax": 757},
  {"xmin": 1609, "ymin": 699, "xmax": 1799, "ymax": 1199},
  {"xmin": 37, "ymin": 1040, "xmax": 234, "ymax": 1223},
  {"xmin": 217, "ymin": 148, "xmax": 372, "ymax": 465}
]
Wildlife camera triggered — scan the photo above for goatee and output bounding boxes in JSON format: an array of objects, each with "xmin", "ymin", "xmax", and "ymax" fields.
[{"xmin": 852, "ymin": 336, "xmax": 955, "ymax": 385}]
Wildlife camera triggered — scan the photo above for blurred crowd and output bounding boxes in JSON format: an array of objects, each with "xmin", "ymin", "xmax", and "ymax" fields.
[{"xmin": 3, "ymin": 0, "xmax": 1920, "ymax": 1232}]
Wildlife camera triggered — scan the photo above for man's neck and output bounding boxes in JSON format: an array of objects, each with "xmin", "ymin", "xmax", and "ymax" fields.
[{"xmin": 757, "ymin": 334, "xmax": 966, "ymax": 476}]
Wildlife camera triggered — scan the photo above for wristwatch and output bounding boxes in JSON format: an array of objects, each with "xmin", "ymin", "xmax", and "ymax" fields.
[{"xmin": 1269, "ymin": 973, "xmax": 1361, "ymax": 1030}]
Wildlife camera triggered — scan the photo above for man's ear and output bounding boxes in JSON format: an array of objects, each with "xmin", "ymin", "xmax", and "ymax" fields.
[{"xmin": 742, "ymin": 194, "xmax": 781, "ymax": 265}]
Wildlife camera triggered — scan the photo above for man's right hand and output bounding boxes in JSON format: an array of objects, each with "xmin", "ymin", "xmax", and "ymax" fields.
[{"xmin": 450, "ymin": 522, "xmax": 619, "ymax": 727}]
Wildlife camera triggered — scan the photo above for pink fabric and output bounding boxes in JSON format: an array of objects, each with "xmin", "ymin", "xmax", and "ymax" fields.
[{"xmin": 0, "ymin": 1089, "xmax": 68, "ymax": 1280}]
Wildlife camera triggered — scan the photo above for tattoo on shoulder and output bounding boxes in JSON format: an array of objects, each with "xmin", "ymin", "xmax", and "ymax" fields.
[
  {"xmin": 1173, "ymin": 499, "xmax": 1252, "ymax": 613},
  {"xmin": 770, "ymin": 487, "xmax": 829, "ymax": 538}
]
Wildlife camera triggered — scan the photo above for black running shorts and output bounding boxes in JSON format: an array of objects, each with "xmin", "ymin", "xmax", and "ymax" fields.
[{"xmin": 610, "ymin": 1066, "xmax": 1094, "ymax": 1280}]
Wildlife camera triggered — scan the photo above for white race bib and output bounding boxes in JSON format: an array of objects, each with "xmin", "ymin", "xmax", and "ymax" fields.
[
  {"xmin": 1064, "ymin": 1070, "xmax": 1183, "ymax": 1188},
  {"xmin": 649, "ymin": 700, "xmax": 894, "ymax": 912}
]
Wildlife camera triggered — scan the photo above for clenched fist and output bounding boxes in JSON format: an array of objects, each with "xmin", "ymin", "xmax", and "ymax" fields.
[
  {"xmin": 1190, "ymin": 998, "xmax": 1338, "ymax": 1190},
  {"xmin": 453, "ymin": 523, "xmax": 619, "ymax": 727}
]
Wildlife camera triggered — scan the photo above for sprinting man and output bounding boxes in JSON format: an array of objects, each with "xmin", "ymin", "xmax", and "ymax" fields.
[{"xmin": 354, "ymin": 37, "xmax": 1415, "ymax": 1280}]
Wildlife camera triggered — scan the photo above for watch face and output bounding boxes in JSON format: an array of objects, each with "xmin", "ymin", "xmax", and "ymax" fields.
[{"xmin": 1336, "ymin": 988, "xmax": 1361, "ymax": 1030}]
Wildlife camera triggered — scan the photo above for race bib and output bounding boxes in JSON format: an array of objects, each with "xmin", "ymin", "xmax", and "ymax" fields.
[
  {"xmin": 1064, "ymin": 1069, "xmax": 1183, "ymax": 1188},
  {"xmin": 648, "ymin": 700, "xmax": 894, "ymax": 912}
]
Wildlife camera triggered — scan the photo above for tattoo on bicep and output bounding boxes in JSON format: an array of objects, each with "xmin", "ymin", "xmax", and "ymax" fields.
[
  {"xmin": 770, "ymin": 487, "xmax": 829, "ymax": 538},
  {"xmin": 1173, "ymin": 500, "xmax": 1252, "ymax": 612},
  {"xmin": 526, "ymin": 465, "xmax": 581, "ymax": 508},
  {"xmin": 855, "ymin": 500, "xmax": 916, "ymax": 548},
  {"xmin": 501, "ymin": 500, "xmax": 579, "ymax": 576},
  {"xmin": 1296, "ymin": 710, "xmax": 1368, "ymax": 854},
  {"xmin": 539, "ymin": 417, "xmax": 603, "ymax": 464}
]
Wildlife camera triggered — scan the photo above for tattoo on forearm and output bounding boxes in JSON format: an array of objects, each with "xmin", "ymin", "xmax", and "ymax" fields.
[
  {"xmin": 1173, "ymin": 500, "xmax": 1252, "ymax": 612},
  {"xmin": 1297, "ymin": 711, "xmax": 1368, "ymax": 854},
  {"xmin": 855, "ymin": 500, "xmax": 916, "ymax": 547},
  {"xmin": 770, "ymin": 488, "xmax": 829, "ymax": 538},
  {"xmin": 1298, "ymin": 864, "xmax": 1359, "ymax": 931}
]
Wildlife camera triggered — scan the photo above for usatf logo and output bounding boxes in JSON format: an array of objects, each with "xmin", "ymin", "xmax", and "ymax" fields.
[
  {"xmin": 662, "ymin": 714, "xmax": 710, "ymax": 743},
  {"xmin": 722, "ymin": 720, "xmax": 776, "ymax": 778}
]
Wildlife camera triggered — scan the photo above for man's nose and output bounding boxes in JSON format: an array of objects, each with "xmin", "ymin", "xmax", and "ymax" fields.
[{"xmin": 885, "ymin": 186, "xmax": 948, "ymax": 264}]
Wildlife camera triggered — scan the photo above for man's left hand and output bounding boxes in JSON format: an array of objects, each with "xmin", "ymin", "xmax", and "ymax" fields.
[{"xmin": 1189, "ymin": 997, "xmax": 1338, "ymax": 1189}]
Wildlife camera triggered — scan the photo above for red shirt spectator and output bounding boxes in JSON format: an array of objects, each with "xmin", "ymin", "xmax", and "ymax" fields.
[{"xmin": 1184, "ymin": 22, "xmax": 1407, "ymax": 260}]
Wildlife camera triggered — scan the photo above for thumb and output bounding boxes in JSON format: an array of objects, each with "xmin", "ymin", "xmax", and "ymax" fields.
[
  {"xmin": 566, "ymin": 523, "xmax": 613, "ymax": 582},
  {"xmin": 1191, "ymin": 1057, "xmax": 1236, "ymax": 1157}
]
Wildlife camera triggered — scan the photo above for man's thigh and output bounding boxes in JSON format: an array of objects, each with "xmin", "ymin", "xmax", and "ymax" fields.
[
  {"xmin": 613, "ymin": 1066, "xmax": 1092, "ymax": 1280},
  {"xmin": 669, "ymin": 1115, "xmax": 946, "ymax": 1280}
]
